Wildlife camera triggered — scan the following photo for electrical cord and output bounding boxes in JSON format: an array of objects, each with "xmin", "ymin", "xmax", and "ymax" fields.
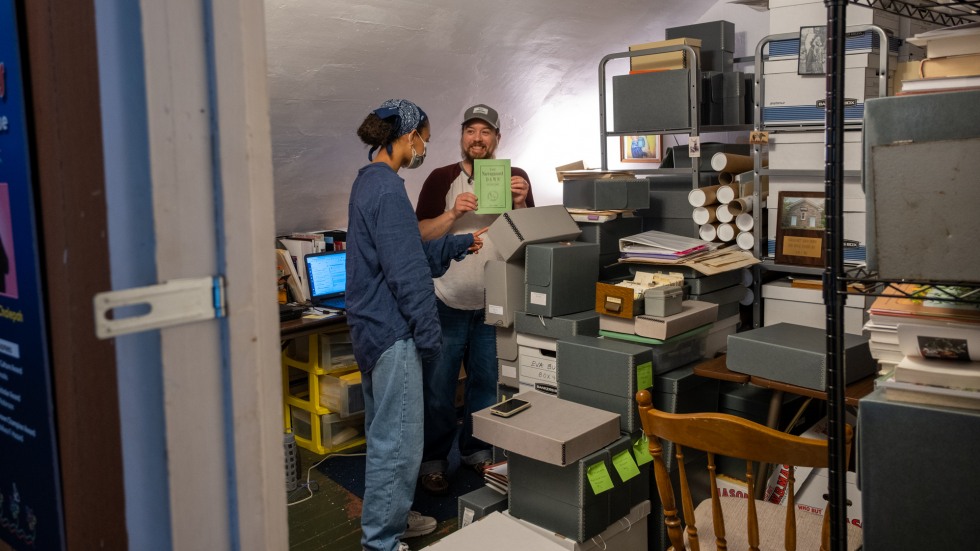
[{"xmin": 287, "ymin": 451, "xmax": 367, "ymax": 507}]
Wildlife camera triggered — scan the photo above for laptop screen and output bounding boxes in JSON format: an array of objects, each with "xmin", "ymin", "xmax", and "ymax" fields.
[{"xmin": 305, "ymin": 251, "xmax": 346, "ymax": 301}]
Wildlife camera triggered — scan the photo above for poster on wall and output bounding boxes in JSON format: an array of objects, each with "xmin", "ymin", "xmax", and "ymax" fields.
[{"xmin": 0, "ymin": 1, "xmax": 66, "ymax": 549}]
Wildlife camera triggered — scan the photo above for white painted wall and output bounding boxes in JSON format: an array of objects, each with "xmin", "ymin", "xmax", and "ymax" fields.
[{"xmin": 265, "ymin": 0, "xmax": 769, "ymax": 234}]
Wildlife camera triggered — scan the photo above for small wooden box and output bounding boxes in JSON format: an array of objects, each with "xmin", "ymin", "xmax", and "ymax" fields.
[{"xmin": 595, "ymin": 282, "xmax": 644, "ymax": 319}]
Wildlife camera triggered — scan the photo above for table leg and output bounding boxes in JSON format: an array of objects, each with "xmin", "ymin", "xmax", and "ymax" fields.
[{"xmin": 754, "ymin": 389, "xmax": 784, "ymax": 499}]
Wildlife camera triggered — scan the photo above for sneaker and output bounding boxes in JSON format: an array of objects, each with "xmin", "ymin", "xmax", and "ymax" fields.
[
  {"xmin": 469, "ymin": 458, "xmax": 494, "ymax": 475},
  {"xmin": 419, "ymin": 471, "xmax": 449, "ymax": 496},
  {"xmin": 403, "ymin": 511, "xmax": 436, "ymax": 538},
  {"xmin": 397, "ymin": 543, "xmax": 410, "ymax": 551}
]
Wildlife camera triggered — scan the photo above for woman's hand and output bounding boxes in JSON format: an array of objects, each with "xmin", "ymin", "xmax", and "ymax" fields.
[{"xmin": 468, "ymin": 227, "xmax": 489, "ymax": 254}]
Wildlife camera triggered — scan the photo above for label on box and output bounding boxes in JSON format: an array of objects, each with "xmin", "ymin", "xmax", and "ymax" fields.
[
  {"xmin": 530, "ymin": 292, "xmax": 547, "ymax": 306},
  {"xmin": 519, "ymin": 348, "xmax": 557, "ymax": 386},
  {"xmin": 637, "ymin": 361, "xmax": 653, "ymax": 390},
  {"xmin": 488, "ymin": 304, "xmax": 504, "ymax": 315},
  {"xmin": 587, "ymin": 462, "xmax": 614, "ymax": 495},
  {"xmin": 633, "ymin": 435, "xmax": 653, "ymax": 466},
  {"xmin": 612, "ymin": 450, "xmax": 641, "ymax": 482}
]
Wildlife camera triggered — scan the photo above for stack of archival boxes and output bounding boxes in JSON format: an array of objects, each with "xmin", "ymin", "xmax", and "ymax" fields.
[
  {"xmin": 471, "ymin": 203, "xmax": 651, "ymax": 549},
  {"xmin": 476, "ymin": 191, "xmax": 743, "ymax": 549},
  {"xmin": 760, "ymin": 1, "xmax": 938, "ymax": 331}
]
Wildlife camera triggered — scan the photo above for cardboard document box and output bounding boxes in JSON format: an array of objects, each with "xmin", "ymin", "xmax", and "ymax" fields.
[
  {"xmin": 525, "ymin": 241, "xmax": 599, "ymax": 317},
  {"xmin": 629, "ymin": 37, "xmax": 701, "ymax": 72},
  {"xmin": 613, "ymin": 70, "xmax": 692, "ymax": 132},
  {"xmin": 425, "ymin": 511, "xmax": 564, "ymax": 550},
  {"xmin": 633, "ymin": 300, "xmax": 718, "ymax": 340},
  {"xmin": 767, "ymin": 129, "xmax": 863, "ymax": 172},
  {"xmin": 507, "ymin": 499, "xmax": 651, "ymax": 551},
  {"xmin": 488, "ymin": 205, "xmax": 581, "ymax": 262},
  {"xmin": 557, "ymin": 335, "xmax": 653, "ymax": 432},
  {"xmin": 762, "ymin": 279, "xmax": 866, "ymax": 336},
  {"xmin": 518, "ymin": 333, "xmax": 558, "ymax": 392},
  {"xmin": 472, "ymin": 390, "xmax": 620, "ymax": 466},
  {"xmin": 563, "ymin": 178, "xmax": 650, "ymax": 211},
  {"xmin": 514, "ymin": 310, "xmax": 600, "ymax": 340},
  {"xmin": 458, "ymin": 485, "xmax": 509, "ymax": 529},
  {"xmin": 726, "ymin": 323, "xmax": 875, "ymax": 390},
  {"xmin": 576, "ymin": 215, "xmax": 643, "ymax": 256},
  {"xmin": 484, "ymin": 259, "xmax": 525, "ymax": 328}
]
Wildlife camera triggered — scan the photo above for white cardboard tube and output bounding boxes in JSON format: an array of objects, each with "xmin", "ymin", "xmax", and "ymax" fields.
[
  {"xmin": 710, "ymin": 152, "xmax": 755, "ymax": 174},
  {"xmin": 692, "ymin": 206, "xmax": 717, "ymax": 225},
  {"xmin": 716, "ymin": 204, "xmax": 734, "ymax": 223},
  {"xmin": 688, "ymin": 185, "xmax": 721, "ymax": 207},
  {"xmin": 717, "ymin": 223, "xmax": 736, "ymax": 242},
  {"xmin": 699, "ymin": 223, "xmax": 718, "ymax": 242},
  {"xmin": 716, "ymin": 183, "xmax": 739, "ymax": 203},
  {"xmin": 736, "ymin": 231, "xmax": 755, "ymax": 250},
  {"xmin": 735, "ymin": 212, "xmax": 755, "ymax": 232}
]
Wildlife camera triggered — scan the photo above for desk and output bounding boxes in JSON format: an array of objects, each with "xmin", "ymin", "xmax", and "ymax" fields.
[
  {"xmin": 693, "ymin": 354, "xmax": 874, "ymax": 498},
  {"xmin": 280, "ymin": 312, "xmax": 347, "ymax": 341}
]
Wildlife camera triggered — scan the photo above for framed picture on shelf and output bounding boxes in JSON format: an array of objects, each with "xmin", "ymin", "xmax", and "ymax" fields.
[
  {"xmin": 775, "ymin": 191, "xmax": 826, "ymax": 267},
  {"xmin": 798, "ymin": 26, "xmax": 827, "ymax": 75},
  {"xmin": 621, "ymin": 135, "xmax": 662, "ymax": 163}
]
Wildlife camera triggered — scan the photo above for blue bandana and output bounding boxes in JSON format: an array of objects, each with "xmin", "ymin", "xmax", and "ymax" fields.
[{"xmin": 369, "ymin": 99, "xmax": 428, "ymax": 160}]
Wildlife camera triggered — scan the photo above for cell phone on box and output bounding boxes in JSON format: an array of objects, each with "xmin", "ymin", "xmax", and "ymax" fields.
[{"xmin": 489, "ymin": 398, "xmax": 531, "ymax": 418}]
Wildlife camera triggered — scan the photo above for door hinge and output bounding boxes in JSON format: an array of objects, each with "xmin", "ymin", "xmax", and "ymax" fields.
[{"xmin": 94, "ymin": 276, "xmax": 226, "ymax": 339}]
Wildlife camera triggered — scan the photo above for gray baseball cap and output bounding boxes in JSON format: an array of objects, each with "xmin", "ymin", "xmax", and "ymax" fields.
[{"xmin": 461, "ymin": 104, "xmax": 499, "ymax": 130}]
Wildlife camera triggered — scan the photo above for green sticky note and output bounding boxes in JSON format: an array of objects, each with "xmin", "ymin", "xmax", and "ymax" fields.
[
  {"xmin": 636, "ymin": 361, "xmax": 653, "ymax": 390},
  {"xmin": 586, "ymin": 461, "xmax": 614, "ymax": 495},
  {"xmin": 633, "ymin": 434, "xmax": 653, "ymax": 466},
  {"xmin": 612, "ymin": 450, "xmax": 641, "ymax": 482},
  {"xmin": 473, "ymin": 159, "xmax": 512, "ymax": 214}
]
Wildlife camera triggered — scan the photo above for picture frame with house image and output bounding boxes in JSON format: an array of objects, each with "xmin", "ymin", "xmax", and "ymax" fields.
[{"xmin": 775, "ymin": 191, "xmax": 826, "ymax": 267}]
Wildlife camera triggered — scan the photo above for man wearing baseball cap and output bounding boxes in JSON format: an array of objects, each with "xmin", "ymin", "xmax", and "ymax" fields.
[{"xmin": 414, "ymin": 104, "xmax": 535, "ymax": 495}]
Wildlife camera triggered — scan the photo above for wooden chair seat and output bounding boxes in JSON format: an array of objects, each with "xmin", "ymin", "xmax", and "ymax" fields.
[
  {"xmin": 636, "ymin": 389, "xmax": 860, "ymax": 551},
  {"xmin": 689, "ymin": 496, "xmax": 863, "ymax": 551}
]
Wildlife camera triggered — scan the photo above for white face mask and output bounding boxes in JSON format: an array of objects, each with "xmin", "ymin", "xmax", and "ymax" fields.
[{"xmin": 407, "ymin": 131, "xmax": 427, "ymax": 169}]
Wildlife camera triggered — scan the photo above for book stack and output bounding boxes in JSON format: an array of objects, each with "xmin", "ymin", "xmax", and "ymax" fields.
[
  {"xmin": 864, "ymin": 283, "xmax": 980, "ymax": 375},
  {"xmin": 482, "ymin": 461, "xmax": 509, "ymax": 495},
  {"xmin": 899, "ymin": 23, "xmax": 980, "ymax": 95},
  {"xmin": 875, "ymin": 286, "xmax": 980, "ymax": 410}
]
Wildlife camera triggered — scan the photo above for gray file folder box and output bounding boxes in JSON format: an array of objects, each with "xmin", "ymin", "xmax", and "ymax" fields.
[
  {"xmin": 666, "ymin": 20, "xmax": 735, "ymax": 72},
  {"xmin": 689, "ymin": 284, "xmax": 746, "ymax": 306},
  {"xmin": 496, "ymin": 326, "xmax": 518, "ymax": 362},
  {"xmin": 525, "ymin": 242, "xmax": 599, "ymax": 317},
  {"xmin": 484, "ymin": 259, "xmax": 525, "ymax": 328},
  {"xmin": 563, "ymin": 178, "xmax": 651, "ymax": 211},
  {"xmin": 682, "ymin": 269, "xmax": 744, "ymax": 295},
  {"xmin": 577, "ymin": 216, "xmax": 643, "ymax": 255},
  {"xmin": 556, "ymin": 335, "xmax": 653, "ymax": 398},
  {"xmin": 726, "ymin": 323, "xmax": 875, "ymax": 391},
  {"xmin": 613, "ymin": 70, "xmax": 691, "ymax": 132},
  {"xmin": 458, "ymin": 486, "xmax": 508, "ymax": 529},
  {"xmin": 488, "ymin": 205, "xmax": 582, "ymax": 262},
  {"xmin": 709, "ymin": 71, "xmax": 747, "ymax": 125},
  {"xmin": 559, "ymin": 383, "xmax": 641, "ymax": 433},
  {"xmin": 864, "ymin": 91, "xmax": 980, "ymax": 282},
  {"xmin": 654, "ymin": 363, "xmax": 719, "ymax": 472},
  {"xmin": 514, "ymin": 310, "xmax": 600, "ymax": 340}
]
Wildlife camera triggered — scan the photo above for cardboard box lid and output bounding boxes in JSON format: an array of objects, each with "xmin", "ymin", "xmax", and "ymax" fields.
[
  {"xmin": 472, "ymin": 391, "xmax": 620, "ymax": 466},
  {"xmin": 425, "ymin": 511, "xmax": 567, "ymax": 550},
  {"xmin": 634, "ymin": 300, "xmax": 718, "ymax": 340},
  {"xmin": 488, "ymin": 205, "xmax": 581, "ymax": 262}
]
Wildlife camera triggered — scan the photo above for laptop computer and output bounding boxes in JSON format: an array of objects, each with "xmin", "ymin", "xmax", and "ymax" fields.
[{"xmin": 305, "ymin": 250, "xmax": 347, "ymax": 310}]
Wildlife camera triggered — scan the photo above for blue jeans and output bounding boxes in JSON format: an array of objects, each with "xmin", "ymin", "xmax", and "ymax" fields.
[
  {"xmin": 360, "ymin": 339, "xmax": 424, "ymax": 551},
  {"xmin": 420, "ymin": 301, "xmax": 496, "ymax": 475}
]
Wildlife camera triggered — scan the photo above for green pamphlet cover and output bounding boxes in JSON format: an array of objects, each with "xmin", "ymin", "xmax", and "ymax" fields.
[{"xmin": 474, "ymin": 158, "xmax": 512, "ymax": 214}]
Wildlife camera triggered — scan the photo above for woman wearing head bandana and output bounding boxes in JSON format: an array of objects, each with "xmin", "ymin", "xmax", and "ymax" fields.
[{"xmin": 348, "ymin": 99, "xmax": 486, "ymax": 551}]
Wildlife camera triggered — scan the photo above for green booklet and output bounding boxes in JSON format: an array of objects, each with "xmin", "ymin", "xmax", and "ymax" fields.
[{"xmin": 473, "ymin": 159, "xmax": 512, "ymax": 214}]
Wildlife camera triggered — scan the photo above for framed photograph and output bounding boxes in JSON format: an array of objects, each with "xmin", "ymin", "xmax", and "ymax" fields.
[
  {"xmin": 621, "ymin": 135, "xmax": 662, "ymax": 163},
  {"xmin": 775, "ymin": 191, "xmax": 826, "ymax": 267},
  {"xmin": 798, "ymin": 26, "xmax": 827, "ymax": 75}
]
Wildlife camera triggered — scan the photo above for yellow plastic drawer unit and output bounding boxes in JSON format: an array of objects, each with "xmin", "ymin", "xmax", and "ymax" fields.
[
  {"xmin": 318, "ymin": 368, "xmax": 364, "ymax": 417},
  {"xmin": 289, "ymin": 406, "xmax": 365, "ymax": 454}
]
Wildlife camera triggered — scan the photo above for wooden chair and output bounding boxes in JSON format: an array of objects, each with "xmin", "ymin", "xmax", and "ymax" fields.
[{"xmin": 636, "ymin": 390, "xmax": 861, "ymax": 551}]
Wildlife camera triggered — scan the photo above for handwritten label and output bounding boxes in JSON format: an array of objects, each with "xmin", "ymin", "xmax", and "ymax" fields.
[
  {"xmin": 586, "ymin": 461, "xmax": 614, "ymax": 495},
  {"xmin": 633, "ymin": 435, "xmax": 653, "ymax": 466},
  {"xmin": 612, "ymin": 449, "xmax": 641, "ymax": 482},
  {"xmin": 636, "ymin": 361, "xmax": 653, "ymax": 390}
]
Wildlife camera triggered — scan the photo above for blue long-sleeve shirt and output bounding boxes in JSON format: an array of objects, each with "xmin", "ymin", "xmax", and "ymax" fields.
[{"xmin": 346, "ymin": 162, "xmax": 474, "ymax": 373}]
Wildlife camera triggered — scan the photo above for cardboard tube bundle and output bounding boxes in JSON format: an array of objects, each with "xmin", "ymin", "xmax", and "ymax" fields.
[
  {"xmin": 688, "ymin": 185, "xmax": 721, "ymax": 207},
  {"xmin": 740, "ymin": 286, "xmax": 755, "ymax": 306},
  {"xmin": 692, "ymin": 206, "xmax": 717, "ymax": 225},
  {"xmin": 699, "ymin": 223, "xmax": 718, "ymax": 241},
  {"xmin": 710, "ymin": 152, "xmax": 755, "ymax": 174},
  {"xmin": 735, "ymin": 212, "xmax": 755, "ymax": 232},
  {"xmin": 728, "ymin": 197, "xmax": 753, "ymax": 215},
  {"xmin": 715, "ymin": 204, "xmax": 734, "ymax": 223},
  {"xmin": 718, "ymin": 172, "xmax": 737, "ymax": 186},
  {"xmin": 736, "ymin": 231, "xmax": 755, "ymax": 250},
  {"xmin": 717, "ymin": 223, "xmax": 736, "ymax": 242}
]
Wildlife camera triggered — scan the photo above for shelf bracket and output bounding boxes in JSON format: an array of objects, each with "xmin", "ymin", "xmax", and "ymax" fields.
[{"xmin": 93, "ymin": 276, "xmax": 227, "ymax": 339}]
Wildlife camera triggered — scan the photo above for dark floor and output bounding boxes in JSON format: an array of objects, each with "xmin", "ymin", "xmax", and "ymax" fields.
[{"xmin": 286, "ymin": 443, "xmax": 459, "ymax": 551}]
